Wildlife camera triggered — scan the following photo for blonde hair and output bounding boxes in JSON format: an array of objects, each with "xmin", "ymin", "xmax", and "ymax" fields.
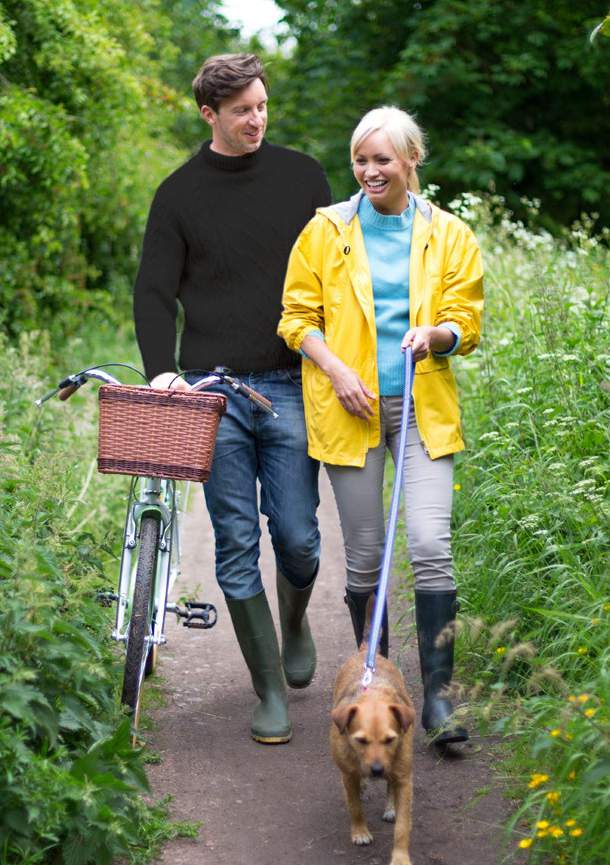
[{"xmin": 350, "ymin": 106, "xmax": 426, "ymax": 193}]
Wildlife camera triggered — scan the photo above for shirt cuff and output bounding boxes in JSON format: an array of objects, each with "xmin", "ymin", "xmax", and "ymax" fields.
[
  {"xmin": 433, "ymin": 323, "xmax": 462, "ymax": 357},
  {"xmin": 299, "ymin": 329, "xmax": 325, "ymax": 358}
]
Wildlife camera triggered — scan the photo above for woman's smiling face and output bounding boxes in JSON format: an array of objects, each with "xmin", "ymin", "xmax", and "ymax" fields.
[{"xmin": 352, "ymin": 130, "xmax": 416, "ymax": 215}]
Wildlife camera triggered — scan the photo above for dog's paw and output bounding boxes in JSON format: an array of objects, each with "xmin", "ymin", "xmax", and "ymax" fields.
[
  {"xmin": 389, "ymin": 851, "xmax": 412, "ymax": 865},
  {"xmin": 382, "ymin": 805, "xmax": 396, "ymax": 822},
  {"xmin": 351, "ymin": 827, "xmax": 373, "ymax": 846}
]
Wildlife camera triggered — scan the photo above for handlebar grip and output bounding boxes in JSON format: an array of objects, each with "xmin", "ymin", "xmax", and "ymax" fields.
[
  {"xmin": 238, "ymin": 383, "xmax": 275, "ymax": 413},
  {"xmin": 58, "ymin": 384, "xmax": 79, "ymax": 401}
]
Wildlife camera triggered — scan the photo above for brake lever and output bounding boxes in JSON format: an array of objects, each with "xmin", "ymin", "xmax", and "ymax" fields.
[{"xmin": 35, "ymin": 374, "xmax": 87, "ymax": 407}]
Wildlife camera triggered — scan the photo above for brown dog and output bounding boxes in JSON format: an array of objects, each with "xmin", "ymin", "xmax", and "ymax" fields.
[{"xmin": 330, "ymin": 645, "xmax": 415, "ymax": 865}]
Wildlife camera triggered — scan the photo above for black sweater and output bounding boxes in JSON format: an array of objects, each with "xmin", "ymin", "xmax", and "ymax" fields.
[{"xmin": 133, "ymin": 140, "xmax": 331, "ymax": 379}]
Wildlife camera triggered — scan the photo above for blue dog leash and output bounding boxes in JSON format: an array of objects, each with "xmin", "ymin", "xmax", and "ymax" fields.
[{"xmin": 362, "ymin": 346, "xmax": 415, "ymax": 688}]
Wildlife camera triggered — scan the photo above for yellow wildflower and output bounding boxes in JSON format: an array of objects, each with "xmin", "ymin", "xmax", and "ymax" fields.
[
  {"xmin": 528, "ymin": 773, "xmax": 549, "ymax": 788},
  {"xmin": 536, "ymin": 820, "xmax": 550, "ymax": 829},
  {"xmin": 536, "ymin": 830, "xmax": 548, "ymax": 838},
  {"xmin": 577, "ymin": 694, "xmax": 590, "ymax": 703},
  {"xmin": 604, "ymin": 603, "xmax": 610, "ymax": 612},
  {"xmin": 567, "ymin": 771, "xmax": 576, "ymax": 780},
  {"xmin": 565, "ymin": 819, "xmax": 577, "ymax": 827},
  {"xmin": 518, "ymin": 838, "xmax": 533, "ymax": 849},
  {"xmin": 570, "ymin": 828, "xmax": 583, "ymax": 837},
  {"xmin": 495, "ymin": 646, "xmax": 507, "ymax": 655},
  {"xmin": 453, "ymin": 482, "xmax": 462, "ymax": 491},
  {"xmin": 550, "ymin": 827, "xmax": 564, "ymax": 838},
  {"xmin": 568, "ymin": 695, "xmax": 577, "ymax": 703},
  {"xmin": 584, "ymin": 708, "xmax": 597, "ymax": 718},
  {"xmin": 577, "ymin": 646, "xmax": 588, "ymax": 655},
  {"xmin": 547, "ymin": 791, "xmax": 561, "ymax": 805},
  {"xmin": 549, "ymin": 728, "xmax": 562, "ymax": 737}
]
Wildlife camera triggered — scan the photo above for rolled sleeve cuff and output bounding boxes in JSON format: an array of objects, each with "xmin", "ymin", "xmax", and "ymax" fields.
[
  {"xmin": 299, "ymin": 328, "xmax": 325, "ymax": 358},
  {"xmin": 433, "ymin": 322, "xmax": 462, "ymax": 357}
]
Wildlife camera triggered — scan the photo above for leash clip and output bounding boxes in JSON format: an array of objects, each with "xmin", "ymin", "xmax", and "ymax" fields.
[{"xmin": 361, "ymin": 666, "xmax": 374, "ymax": 689}]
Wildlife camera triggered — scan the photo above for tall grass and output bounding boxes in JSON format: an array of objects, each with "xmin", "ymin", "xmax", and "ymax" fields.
[
  {"xmin": 0, "ymin": 325, "xmax": 195, "ymax": 864},
  {"xmin": 448, "ymin": 195, "xmax": 609, "ymax": 864}
]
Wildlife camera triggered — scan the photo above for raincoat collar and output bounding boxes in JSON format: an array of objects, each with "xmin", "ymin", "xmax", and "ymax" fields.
[{"xmin": 325, "ymin": 189, "xmax": 432, "ymax": 227}]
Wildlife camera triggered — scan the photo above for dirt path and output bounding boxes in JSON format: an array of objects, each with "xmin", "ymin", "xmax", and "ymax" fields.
[{"xmin": 146, "ymin": 474, "xmax": 520, "ymax": 865}]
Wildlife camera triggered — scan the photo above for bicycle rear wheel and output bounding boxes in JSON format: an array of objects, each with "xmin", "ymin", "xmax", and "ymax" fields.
[{"xmin": 121, "ymin": 515, "xmax": 159, "ymax": 724}]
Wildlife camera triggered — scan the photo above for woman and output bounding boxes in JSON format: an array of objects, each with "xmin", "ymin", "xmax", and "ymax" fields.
[{"xmin": 278, "ymin": 106, "xmax": 483, "ymax": 743}]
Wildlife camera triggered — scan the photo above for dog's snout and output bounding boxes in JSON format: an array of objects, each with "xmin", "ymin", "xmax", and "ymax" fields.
[{"xmin": 370, "ymin": 762, "xmax": 385, "ymax": 778}]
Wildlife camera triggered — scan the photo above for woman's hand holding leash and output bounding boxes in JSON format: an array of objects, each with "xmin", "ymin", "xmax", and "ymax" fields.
[{"xmin": 401, "ymin": 325, "xmax": 455, "ymax": 362}]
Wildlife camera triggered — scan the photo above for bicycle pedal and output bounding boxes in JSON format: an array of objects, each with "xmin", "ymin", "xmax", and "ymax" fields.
[
  {"xmin": 176, "ymin": 602, "xmax": 217, "ymax": 630},
  {"xmin": 96, "ymin": 590, "xmax": 119, "ymax": 607}
]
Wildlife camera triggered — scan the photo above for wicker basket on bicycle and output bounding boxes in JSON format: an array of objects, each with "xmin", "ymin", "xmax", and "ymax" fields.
[{"xmin": 98, "ymin": 385, "xmax": 227, "ymax": 482}]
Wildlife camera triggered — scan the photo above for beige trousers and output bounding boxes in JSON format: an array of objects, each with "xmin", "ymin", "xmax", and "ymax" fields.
[{"xmin": 325, "ymin": 398, "xmax": 455, "ymax": 593}]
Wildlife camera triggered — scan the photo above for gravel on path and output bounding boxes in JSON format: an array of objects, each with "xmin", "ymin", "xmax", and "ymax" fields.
[{"xmin": 145, "ymin": 473, "xmax": 520, "ymax": 865}]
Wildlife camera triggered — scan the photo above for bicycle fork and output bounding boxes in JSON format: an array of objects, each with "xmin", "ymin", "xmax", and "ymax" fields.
[
  {"xmin": 107, "ymin": 477, "xmax": 216, "ymax": 653},
  {"xmin": 112, "ymin": 477, "xmax": 174, "ymax": 649}
]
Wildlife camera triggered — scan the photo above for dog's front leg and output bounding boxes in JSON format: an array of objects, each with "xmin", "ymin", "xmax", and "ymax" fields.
[
  {"xmin": 383, "ymin": 779, "xmax": 396, "ymax": 822},
  {"xmin": 389, "ymin": 777, "xmax": 413, "ymax": 865},
  {"xmin": 341, "ymin": 773, "xmax": 372, "ymax": 846}
]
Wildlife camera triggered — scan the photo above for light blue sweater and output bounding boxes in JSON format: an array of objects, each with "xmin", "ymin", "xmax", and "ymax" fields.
[
  {"xmin": 301, "ymin": 192, "xmax": 461, "ymax": 392},
  {"xmin": 359, "ymin": 195, "xmax": 415, "ymax": 396}
]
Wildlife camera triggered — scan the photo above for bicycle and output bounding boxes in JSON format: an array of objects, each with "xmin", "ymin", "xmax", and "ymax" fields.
[{"xmin": 36, "ymin": 364, "xmax": 277, "ymax": 733}]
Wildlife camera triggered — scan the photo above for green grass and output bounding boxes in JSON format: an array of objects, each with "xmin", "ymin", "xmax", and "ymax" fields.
[{"xmin": 446, "ymin": 194, "xmax": 609, "ymax": 863}]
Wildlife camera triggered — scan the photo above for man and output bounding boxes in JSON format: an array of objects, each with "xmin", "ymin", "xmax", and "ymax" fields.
[{"xmin": 133, "ymin": 54, "xmax": 331, "ymax": 744}]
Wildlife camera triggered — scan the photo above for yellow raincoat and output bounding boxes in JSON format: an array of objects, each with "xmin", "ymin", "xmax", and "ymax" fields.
[{"xmin": 278, "ymin": 191, "xmax": 483, "ymax": 466}]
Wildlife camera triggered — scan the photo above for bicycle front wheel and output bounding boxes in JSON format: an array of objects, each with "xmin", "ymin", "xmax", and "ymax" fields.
[{"xmin": 121, "ymin": 515, "xmax": 159, "ymax": 723}]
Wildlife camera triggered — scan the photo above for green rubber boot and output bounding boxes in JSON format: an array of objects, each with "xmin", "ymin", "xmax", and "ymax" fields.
[
  {"xmin": 415, "ymin": 589, "xmax": 469, "ymax": 744},
  {"xmin": 276, "ymin": 569, "xmax": 317, "ymax": 689},
  {"xmin": 226, "ymin": 591, "xmax": 292, "ymax": 744}
]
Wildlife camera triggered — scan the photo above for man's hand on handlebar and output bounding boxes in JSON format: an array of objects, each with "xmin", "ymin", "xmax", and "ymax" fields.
[{"xmin": 150, "ymin": 372, "xmax": 190, "ymax": 391}]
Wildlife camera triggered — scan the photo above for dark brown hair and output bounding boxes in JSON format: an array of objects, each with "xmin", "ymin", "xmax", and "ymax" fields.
[{"xmin": 192, "ymin": 53, "xmax": 268, "ymax": 111}]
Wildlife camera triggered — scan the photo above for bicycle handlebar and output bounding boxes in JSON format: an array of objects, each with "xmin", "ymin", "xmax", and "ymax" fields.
[
  {"xmin": 188, "ymin": 370, "xmax": 277, "ymax": 417},
  {"xmin": 35, "ymin": 364, "xmax": 279, "ymax": 417}
]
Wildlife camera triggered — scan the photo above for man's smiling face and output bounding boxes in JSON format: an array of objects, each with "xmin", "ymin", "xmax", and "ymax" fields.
[{"xmin": 202, "ymin": 77, "xmax": 268, "ymax": 157}]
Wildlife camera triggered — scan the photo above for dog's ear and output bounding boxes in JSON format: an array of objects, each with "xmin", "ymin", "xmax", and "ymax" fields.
[
  {"xmin": 331, "ymin": 703, "xmax": 358, "ymax": 734},
  {"xmin": 389, "ymin": 702, "xmax": 415, "ymax": 732}
]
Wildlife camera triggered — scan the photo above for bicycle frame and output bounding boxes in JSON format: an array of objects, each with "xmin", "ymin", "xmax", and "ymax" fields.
[
  {"xmin": 113, "ymin": 476, "xmax": 184, "ymax": 656},
  {"xmin": 36, "ymin": 362, "xmax": 275, "ymax": 725}
]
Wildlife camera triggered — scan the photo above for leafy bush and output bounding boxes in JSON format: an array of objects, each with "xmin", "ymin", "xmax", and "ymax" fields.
[
  {"xmin": 0, "ymin": 0, "xmax": 186, "ymax": 336},
  {"xmin": 0, "ymin": 328, "xmax": 194, "ymax": 864}
]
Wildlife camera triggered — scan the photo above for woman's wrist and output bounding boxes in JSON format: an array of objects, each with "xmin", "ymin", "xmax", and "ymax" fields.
[
  {"xmin": 301, "ymin": 334, "xmax": 343, "ymax": 377},
  {"xmin": 430, "ymin": 326, "xmax": 455, "ymax": 353}
]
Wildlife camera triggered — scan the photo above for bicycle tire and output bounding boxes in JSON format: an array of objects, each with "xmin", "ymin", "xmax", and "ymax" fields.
[{"xmin": 121, "ymin": 515, "xmax": 159, "ymax": 720}]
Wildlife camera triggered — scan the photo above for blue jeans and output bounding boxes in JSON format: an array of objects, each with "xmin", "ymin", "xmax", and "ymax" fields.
[{"xmin": 189, "ymin": 368, "xmax": 320, "ymax": 600}]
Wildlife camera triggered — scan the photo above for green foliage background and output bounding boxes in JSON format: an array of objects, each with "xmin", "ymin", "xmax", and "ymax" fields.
[
  {"xmin": 0, "ymin": 0, "xmax": 234, "ymax": 338},
  {"xmin": 268, "ymin": 0, "xmax": 610, "ymax": 227},
  {"xmin": 2, "ymin": 0, "xmax": 609, "ymax": 339}
]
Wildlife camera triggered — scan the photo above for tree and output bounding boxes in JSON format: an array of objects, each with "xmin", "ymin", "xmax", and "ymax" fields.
[
  {"xmin": 271, "ymin": 0, "xmax": 610, "ymax": 227},
  {"xmin": 0, "ymin": 0, "xmax": 239, "ymax": 335}
]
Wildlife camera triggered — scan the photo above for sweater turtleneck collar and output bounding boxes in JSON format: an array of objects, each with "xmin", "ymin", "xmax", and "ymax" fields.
[{"xmin": 200, "ymin": 139, "xmax": 266, "ymax": 172}]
